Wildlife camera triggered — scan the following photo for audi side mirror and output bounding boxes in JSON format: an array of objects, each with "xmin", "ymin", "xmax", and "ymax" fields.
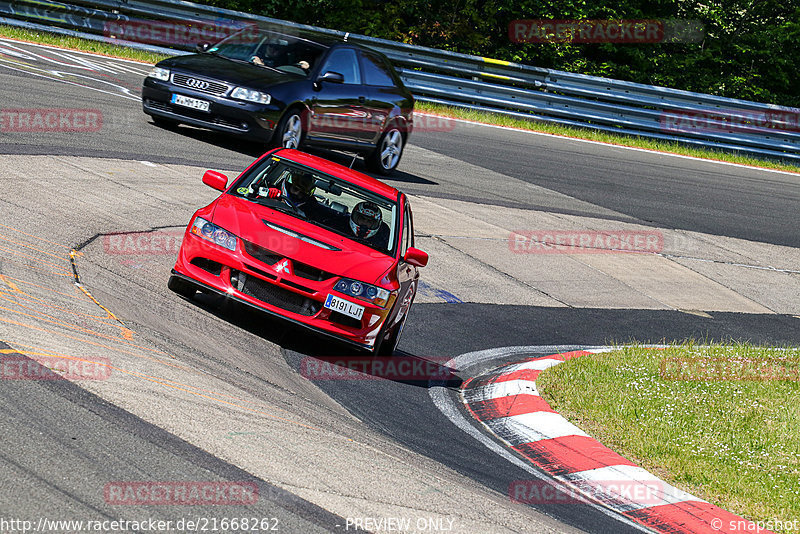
[
  {"xmin": 403, "ymin": 247, "xmax": 428, "ymax": 268},
  {"xmin": 202, "ymin": 170, "xmax": 228, "ymax": 191},
  {"xmin": 318, "ymin": 71, "xmax": 345, "ymax": 84}
]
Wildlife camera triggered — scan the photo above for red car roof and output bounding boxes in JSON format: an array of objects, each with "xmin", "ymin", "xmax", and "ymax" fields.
[{"xmin": 273, "ymin": 149, "xmax": 400, "ymax": 200}]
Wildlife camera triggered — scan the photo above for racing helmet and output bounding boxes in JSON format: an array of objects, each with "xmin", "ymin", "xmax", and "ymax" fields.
[
  {"xmin": 350, "ymin": 201, "xmax": 382, "ymax": 239},
  {"xmin": 281, "ymin": 171, "xmax": 315, "ymax": 203}
]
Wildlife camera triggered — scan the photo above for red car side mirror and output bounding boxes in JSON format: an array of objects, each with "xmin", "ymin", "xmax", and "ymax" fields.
[
  {"xmin": 404, "ymin": 247, "xmax": 428, "ymax": 268},
  {"xmin": 202, "ymin": 170, "xmax": 228, "ymax": 191}
]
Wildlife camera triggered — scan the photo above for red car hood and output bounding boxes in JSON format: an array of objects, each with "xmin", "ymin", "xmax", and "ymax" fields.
[{"xmin": 211, "ymin": 194, "xmax": 396, "ymax": 284}]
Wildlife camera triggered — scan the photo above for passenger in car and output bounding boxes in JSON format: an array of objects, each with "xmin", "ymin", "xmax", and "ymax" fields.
[{"xmin": 350, "ymin": 201, "xmax": 390, "ymax": 251}]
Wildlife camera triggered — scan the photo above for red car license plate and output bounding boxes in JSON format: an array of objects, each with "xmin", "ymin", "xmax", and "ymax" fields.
[{"xmin": 324, "ymin": 294, "xmax": 364, "ymax": 320}]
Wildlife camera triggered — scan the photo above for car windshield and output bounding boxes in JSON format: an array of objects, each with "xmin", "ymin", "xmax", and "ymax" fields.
[
  {"xmin": 230, "ymin": 155, "xmax": 398, "ymax": 256},
  {"xmin": 208, "ymin": 29, "xmax": 325, "ymax": 76}
]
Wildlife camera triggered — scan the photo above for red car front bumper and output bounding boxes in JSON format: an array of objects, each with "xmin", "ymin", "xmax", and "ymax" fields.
[{"xmin": 172, "ymin": 229, "xmax": 396, "ymax": 351}]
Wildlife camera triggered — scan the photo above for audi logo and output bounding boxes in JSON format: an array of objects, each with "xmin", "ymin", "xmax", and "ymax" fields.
[{"xmin": 185, "ymin": 78, "xmax": 210, "ymax": 90}]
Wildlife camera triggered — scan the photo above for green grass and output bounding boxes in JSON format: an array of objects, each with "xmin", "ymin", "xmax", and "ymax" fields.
[
  {"xmin": 2, "ymin": 22, "xmax": 798, "ymax": 174},
  {"xmin": 536, "ymin": 342, "xmax": 800, "ymax": 531},
  {"xmin": 0, "ymin": 24, "xmax": 168, "ymax": 64}
]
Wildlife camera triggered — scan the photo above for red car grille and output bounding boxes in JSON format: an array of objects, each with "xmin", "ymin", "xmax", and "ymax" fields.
[{"xmin": 231, "ymin": 270, "xmax": 320, "ymax": 316}]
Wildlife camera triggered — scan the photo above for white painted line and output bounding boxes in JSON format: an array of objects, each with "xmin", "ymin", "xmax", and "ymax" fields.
[
  {"xmin": 0, "ymin": 40, "xmax": 95, "ymax": 68},
  {"xmin": 463, "ymin": 379, "xmax": 540, "ymax": 403},
  {"xmin": 501, "ymin": 358, "xmax": 563, "ymax": 372},
  {"xmin": 429, "ymin": 368, "xmax": 650, "ymax": 533},
  {"xmin": 44, "ymin": 49, "xmax": 118, "ymax": 73},
  {"xmin": 557, "ymin": 464, "xmax": 702, "ymax": 512},
  {"xmin": 0, "ymin": 62, "xmax": 139, "ymax": 101},
  {"xmin": 485, "ymin": 411, "xmax": 588, "ymax": 445},
  {"xmin": 442, "ymin": 345, "xmax": 614, "ymax": 373},
  {"xmin": 0, "ymin": 36, "xmax": 152, "ymax": 65},
  {"xmin": 435, "ymin": 345, "xmax": 699, "ymax": 531},
  {"xmin": 416, "ymin": 112, "xmax": 800, "ymax": 177}
]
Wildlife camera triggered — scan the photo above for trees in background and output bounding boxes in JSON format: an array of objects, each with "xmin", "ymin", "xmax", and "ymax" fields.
[{"xmin": 202, "ymin": 0, "xmax": 800, "ymax": 107}]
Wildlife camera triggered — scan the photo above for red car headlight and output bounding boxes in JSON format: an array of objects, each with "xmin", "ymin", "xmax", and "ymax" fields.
[
  {"xmin": 190, "ymin": 217, "xmax": 238, "ymax": 252},
  {"xmin": 334, "ymin": 278, "xmax": 392, "ymax": 307}
]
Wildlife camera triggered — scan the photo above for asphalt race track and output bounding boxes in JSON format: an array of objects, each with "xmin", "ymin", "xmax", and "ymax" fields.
[{"xmin": 1, "ymin": 38, "xmax": 799, "ymax": 533}]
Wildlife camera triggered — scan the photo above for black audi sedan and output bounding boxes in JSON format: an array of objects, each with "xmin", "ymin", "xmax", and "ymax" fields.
[{"xmin": 142, "ymin": 29, "xmax": 414, "ymax": 174}]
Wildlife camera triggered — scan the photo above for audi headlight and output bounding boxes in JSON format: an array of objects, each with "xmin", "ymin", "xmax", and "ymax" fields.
[
  {"xmin": 231, "ymin": 87, "xmax": 271, "ymax": 104},
  {"xmin": 334, "ymin": 278, "xmax": 391, "ymax": 307},
  {"xmin": 148, "ymin": 67, "xmax": 170, "ymax": 81},
  {"xmin": 190, "ymin": 217, "xmax": 237, "ymax": 252}
]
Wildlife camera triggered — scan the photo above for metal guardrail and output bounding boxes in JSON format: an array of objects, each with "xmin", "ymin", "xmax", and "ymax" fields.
[{"xmin": 2, "ymin": 0, "xmax": 798, "ymax": 163}]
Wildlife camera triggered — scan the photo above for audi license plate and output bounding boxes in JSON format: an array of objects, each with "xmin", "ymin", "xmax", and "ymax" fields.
[
  {"xmin": 171, "ymin": 94, "xmax": 210, "ymax": 112},
  {"xmin": 324, "ymin": 294, "xmax": 364, "ymax": 320}
]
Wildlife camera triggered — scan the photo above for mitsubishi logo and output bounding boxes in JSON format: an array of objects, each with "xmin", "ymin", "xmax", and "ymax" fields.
[
  {"xmin": 274, "ymin": 259, "xmax": 293, "ymax": 276},
  {"xmin": 185, "ymin": 78, "xmax": 210, "ymax": 90}
]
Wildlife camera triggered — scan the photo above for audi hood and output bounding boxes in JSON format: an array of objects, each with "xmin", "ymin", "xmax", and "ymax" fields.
[{"xmin": 158, "ymin": 54, "xmax": 301, "ymax": 88}]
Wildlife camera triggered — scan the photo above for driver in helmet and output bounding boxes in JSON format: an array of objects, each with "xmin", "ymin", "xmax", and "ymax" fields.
[
  {"xmin": 350, "ymin": 201, "xmax": 389, "ymax": 249},
  {"xmin": 264, "ymin": 170, "xmax": 321, "ymax": 218}
]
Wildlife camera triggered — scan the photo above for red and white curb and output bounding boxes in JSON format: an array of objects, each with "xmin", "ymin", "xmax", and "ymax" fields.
[{"xmin": 461, "ymin": 349, "xmax": 768, "ymax": 534}]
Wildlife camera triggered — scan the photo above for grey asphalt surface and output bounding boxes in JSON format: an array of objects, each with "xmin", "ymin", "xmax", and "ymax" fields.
[
  {"xmin": 0, "ymin": 343, "xmax": 351, "ymax": 533},
  {"xmin": 2, "ymin": 38, "xmax": 799, "ymax": 534},
  {"xmin": 409, "ymin": 125, "xmax": 800, "ymax": 248}
]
